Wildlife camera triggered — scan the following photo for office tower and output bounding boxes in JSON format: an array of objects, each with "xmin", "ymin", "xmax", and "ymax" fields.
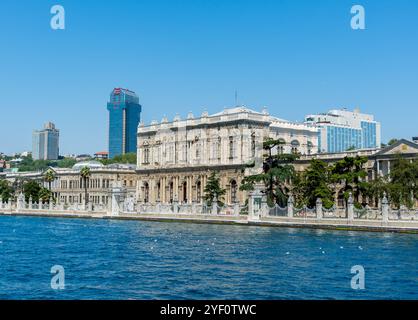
[
  {"xmin": 107, "ymin": 88, "xmax": 142, "ymax": 159},
  {"xmin": 305, "ymin": 108, "xmax": 381, "ymax": 153},
  {"xmin": 32, "ymin": 122, "xmax": 60, "ymax": 160}
]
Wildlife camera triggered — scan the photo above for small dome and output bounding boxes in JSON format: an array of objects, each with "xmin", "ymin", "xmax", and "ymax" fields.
[{"xmin": 72, "ymin": 161, "xmax": 104, "ymax": 170}]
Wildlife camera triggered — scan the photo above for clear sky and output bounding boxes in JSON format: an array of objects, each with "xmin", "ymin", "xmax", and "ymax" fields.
[{"xmin": 1, "ymin": 0, "xmax": 417, "ymax": 155}]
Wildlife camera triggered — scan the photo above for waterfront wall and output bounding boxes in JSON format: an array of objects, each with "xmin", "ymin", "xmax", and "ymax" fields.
[{"xmin": 1, "ymin": 190, "xmax": 418, "ymax": 232}]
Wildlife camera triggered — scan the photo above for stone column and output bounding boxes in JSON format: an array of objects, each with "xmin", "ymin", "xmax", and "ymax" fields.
[
  {"xmin": 173, "ymin": 196, "xmax": 179, "ymax": 214},
  {"xmin": 261, "ymin": 194, "xmax": 269, "ymax": 217},
  {"xmin": 49, "ymin": 197, "xmax": 53, "ymax": 211},
  {"xmin": 248, "ymin": 185, "xmax": 262, "ymax": 221},
  {"xmin": 29, "ymin": 197, "xmax": 33, "ymax": 210},
  {"xmin": 347, "ymin": 192, "xmax": 354, "ymax": 222},
  {"xmin": 212, "ymin": 196, "xmax": 218, "ymax": 215},
  {"xmin": 316, "ymin": 198, "xmax": 323, "ymax": 220},
  {"xmin": 234, "ymin": 202, "xmax": 240, "ymax": 216},
  {"xmin": 287, "ymin": 194, "xmax": 294, "ymax": 218},
  {"xmin": 381, "ymin": 192, "xmax": 389, "ymax": 223},
  {"xmin": 161, "ymin": 177, "xmax": 165, "ymax": 204},
  {"xmin": 16, "ymin": 193, "xmax": 25, "ymax": 212},
  {"xmin": 174, "ymin": 176, "xmax": 178, "ymax": 203}
]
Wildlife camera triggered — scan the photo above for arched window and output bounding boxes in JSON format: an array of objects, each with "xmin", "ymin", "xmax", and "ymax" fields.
[
  {"xmin": 251, "ymin": 132, "xmax": 256, "ymax": 157},
  {"xmin": 196, "ymin": 181, "xmax": 202, "ymax": 203},
  {"xmin": 337, "ymin": 190, "xmax": 345, "ymax": 208},
  {"xmin": 230, "ymin": 180, "xmax": 238, "ymax": 204},
  {"xmin": 217, "ymin": 137, "xmax": 221, "ymax": 160},
  {"xmin": 157, "ymin": 181, "xmax": 161, "ymax": 201},
  {"xmin": 229, "ymin": 136, "xmax": 234, "ymax": 159},
  {"xmin": 291, "ymin": 140, "xmax": 300, "ymax": 154},
  {"xmin": 169, "ymin": 181, "xmax": 174, "ymax": 203},
  {"xmin": 307, "ymin": 141, "xmax": 313, "ymax": 155},
  {"xmin": 143, "ymin": 182, "xmax": 149, "ymax": 203},
  {"xmin": 182, "ymin": 181, "xmax": 187, "ymax": 203},
  {"xmin": 278, "ymin": 138, "xmax": 286, "ymax": 155},
  {"xmin": 195, "ymin": 139, "xmax": 201, "ymax": 159}
]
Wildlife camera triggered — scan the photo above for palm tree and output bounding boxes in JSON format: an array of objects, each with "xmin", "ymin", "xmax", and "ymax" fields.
[
  {"xmin": 80, "ymin": 166, "xmax": 91, "ymax": 206},
  {"xmin": 44, "ymin": 169, "xmax": 56, "ymax": 191}
]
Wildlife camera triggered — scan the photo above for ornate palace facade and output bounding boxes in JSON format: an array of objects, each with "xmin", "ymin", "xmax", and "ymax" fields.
[
  {"xmin": 3, "ymin": 161, "xmax": 137, "ymax": 206},
  {"xmin": 136, "ymin": 107, "xmax": 319, "ymax": 205}
]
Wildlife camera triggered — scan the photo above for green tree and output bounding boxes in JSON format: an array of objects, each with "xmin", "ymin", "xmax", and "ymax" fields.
[
  {"xmin": 240, "ymin": 138, "xmax": 298, "ymax": 207},
  {"xmin": 44, "ymin": 169, "xmax": 56, "ymax": 191},
  {"xmin": 39, "ymin": 187, "xmax": 53, "ymax": 203},
  {"xmin": 101, "ymin": 153, "xmax": 137, "ymax": 165},
  {"xmin": 331, "ymin": 156, "xmax": 368, "ymax": 206},
  {"xmin": 300, "ymin": 159, "xmax": 335, "ymax": 209},
  {"xmin": 57, "ymin": 158, "xmax": 76, "ymax": 168},
  {"xmin": 0, "ymin": 179, "xmax": 14, "ymax": 202},
  {"xmin": 388, "ymin": 156, "xmax": 418, "ymax": 208},
  {"xmin": 80, "ymin": 166, "xmax": 91, "ymax": 206},
  {"xmin": 387, "ymin": 138, "xmax": 398, "ymax": 146},
  {"xmin": 203, "ymin": 172, "xmax": 226, "ymax": 206},
  {"xmin": 362, "ymin": 175, "xmax": 390, "ymax": 207},
  {"xmin": 23, "ymin": 180, "xmax": 42, "ymax": 202}
]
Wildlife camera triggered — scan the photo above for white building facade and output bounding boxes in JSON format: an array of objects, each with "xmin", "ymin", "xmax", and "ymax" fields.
[
  {"xmin": 136, "ymin": 107, "xmax": 318, "ymax": 205},
  {"xmin": 304, "ymin": 108, "xmax": 381, "ymax": 153}
]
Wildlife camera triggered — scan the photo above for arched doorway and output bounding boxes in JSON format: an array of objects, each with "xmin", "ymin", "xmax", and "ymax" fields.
[
  {"xmin": 196, "ymin": 181, "xmax": 202, "ymax": 203},
  {"xmin": 169, "ymin": 181, "xmax": 174, "ymax": 203},
  {"xmin": 230, "ymin": 180, "xmax": 237, "ymax": 204},
  {"xmin": 182, "ymin": 181, "xmax": 187, "ymax": 203},
  {"xmin": 144, "ymin": 182, "xmax": 149, "ymax": 203},
  {"xmin": 157, "ymin": 181, "xmax": 161, "ymax": 202},
  {"xmin": 337, "ymin": 189, "xmax": 345, "ymax": 208}
]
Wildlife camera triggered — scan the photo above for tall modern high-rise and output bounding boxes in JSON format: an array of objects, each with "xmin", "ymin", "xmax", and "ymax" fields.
[
  {"xmin": 32, "ymin": 122, "xmax": 60, "ymax": 160},
  {"xmin": 107, "ymin": 88, "xmax": 142, "ymax": 159},
  {"xmin": 304, "ymin": 108, "xmax": 381, "ymax": 153}
]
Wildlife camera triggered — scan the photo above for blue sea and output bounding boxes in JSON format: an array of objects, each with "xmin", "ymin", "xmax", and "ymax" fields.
[{"xmin": 0, "ymin": 215, "xmax": 417, "ymax": 299}]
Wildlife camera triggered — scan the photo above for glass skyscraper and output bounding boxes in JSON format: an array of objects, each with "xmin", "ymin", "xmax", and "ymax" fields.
[
  {"xmin": 305, "ymin": 108, "xmax": 381, "ymax": 153},
  {"xmin": 32, "ymin": 122, "xmax": 60, "ymax": 160},
  {"xmin": 107, "ymin": 88, "xmax": 142, "ymax": 159}
]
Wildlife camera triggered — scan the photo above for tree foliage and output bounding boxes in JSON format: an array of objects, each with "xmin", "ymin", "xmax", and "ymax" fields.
[
  {"xmin": 387, "ymin": 156, "xmax": 418, "ymax": 208},
  {"xmin": 101, "ymin": 153, "xmax": 137, "ymax": 165},
  {"xmin": 330, "ymin": 156, "xmax": 368, "ymax": 205},
  {"xmin": 203, "ymin": 172, "xmax": 226, "ymax": 206},
  {"xmin": 12, "ymin": 155, "xmax": 77, "ymax": 172},
  {"xmin": 80, "ymin": 166, "xmax": 91, "ymax": 205},
  {"xmin": 293, "ymin": 159, "xmax": 335, "ymax": 209},
  {"xmin": 0, "ymin": 179, "xmax": 14, "ymax": 201},
  {"xmin": 240, "ymin": 138, "xmax": 298, "ymax": 207},
  {"xmin": 44, "ymin": 169, "xmax": 56, "ymax": 191}
]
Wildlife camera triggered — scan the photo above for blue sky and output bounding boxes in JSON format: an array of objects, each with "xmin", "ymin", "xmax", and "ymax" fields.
[{"xmin": 0, "ymin": 0, "xmax": 417, "ymax": 155}]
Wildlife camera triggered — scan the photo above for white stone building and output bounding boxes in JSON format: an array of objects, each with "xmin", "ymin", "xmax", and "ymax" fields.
[{"xmin": 136, "ymin": 106, "xmax": 319, "ymax": 205}]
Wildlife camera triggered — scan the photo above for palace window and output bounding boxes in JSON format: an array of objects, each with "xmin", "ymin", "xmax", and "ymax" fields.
[
  {"xmin": 157, "ymin": 182, "xmax": 161, "ymax": 201},
  {"xmin": 195, "ymin": 142, "xmax": 201, "ymax": 159},
  {"xmin": 307, "ymin": 141, "xmax": 313, "ymax": 155},
  {"xmin": 251, "ymin": 133, "xmax": 256, "ymax": 158},
  {"xmin": 278, "ymin": 138, "xmax": 285, "ymax": 155},
  {"xmin": 230, "ymin": 180, "xmax": 238, "ymax": 203},
  {"xmin": 143, "ymin": 147, "xmax": 150, "ymax": 164},
  {"xmin": 229, "ymin": 136, "xmax": 235, "ymax": 159},
  {"xmin": 196, "ymin": 181, "xmax": 202, "ymax": 203},
  {"xmin": 143, "ymin": 182, "xmax": 149, "ymax": 203},
  {"xmin": 217, "ymin": 137, "xmax": 221, "ymax": 160},
  {"xmin": 291, "ymin": 140, "xmax": 300, "ymax": 154}
]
